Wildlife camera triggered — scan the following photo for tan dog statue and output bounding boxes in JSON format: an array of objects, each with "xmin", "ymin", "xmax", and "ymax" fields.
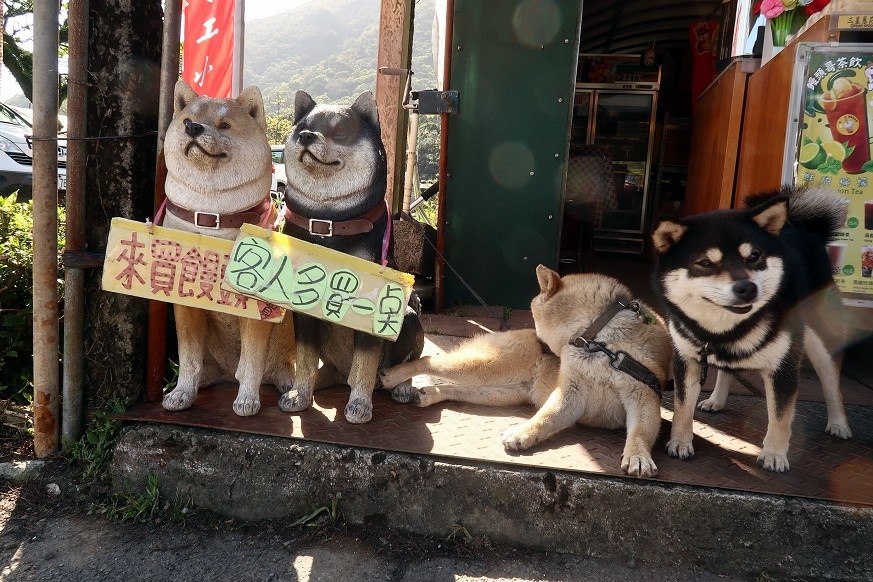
[{"xmin": 160, "ymin": 80, "xmax": 295, "ymax": 416}]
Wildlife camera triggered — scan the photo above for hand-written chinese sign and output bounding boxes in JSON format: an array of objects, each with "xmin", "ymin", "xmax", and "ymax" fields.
[
  {"xmin": 101, "ymin": 218, "xmax": 285, "ymax": 321},
  {"xmin": 223, "ymin": 225, "xmax": 415, "ymax": 341}
]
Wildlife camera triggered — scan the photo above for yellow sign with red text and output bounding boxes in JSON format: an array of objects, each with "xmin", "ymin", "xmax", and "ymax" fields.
[
  {"xmin": 101, "ymin": 219, "xmax": 414, "ymax": 340},
  {"xmin": 101, "ymin": 218, "xmax": 285, "ymax": 321}
]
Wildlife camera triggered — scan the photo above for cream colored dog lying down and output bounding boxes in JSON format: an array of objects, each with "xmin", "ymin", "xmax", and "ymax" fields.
[{"xmin": 380, "ymin": 265, "xmax": 672, "ymax": 477}]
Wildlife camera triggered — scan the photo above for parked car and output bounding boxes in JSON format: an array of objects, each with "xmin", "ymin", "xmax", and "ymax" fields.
[
  {"xmin": 0, "ymin": 101, "xmax": 66, "ymax": 199},
  {"xmin": 271, "ymin": 144, "xmax": 286, "ymax": 194}
]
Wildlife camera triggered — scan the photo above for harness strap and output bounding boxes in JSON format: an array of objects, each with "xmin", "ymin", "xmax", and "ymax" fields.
[
  {"xmin": 569, "ymin": 297, "xmax": 663, "ymax": 397},
  {"xmin": 570, "ymin": 297, "xmax": 631, "ymax": 348}
]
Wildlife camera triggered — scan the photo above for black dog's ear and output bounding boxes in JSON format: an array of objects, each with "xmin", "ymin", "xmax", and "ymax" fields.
[
  {"xmin": 173, "ymin": 80, "xmax": 199, "ymax": 115},
  {"xmin": 351, "ymin": 91, "xmax": 379, "ymax": 129},
  {"xmin": 535, "ymin": 264, "xmax": 562, "ymax": 299},
  {"xmin": 652, "ymin": 219, "xmax": 687, "ymax": 253},
  {"xmin": 750, "ymin": 197, "xmax": 788, "ymax": 236},
  {"xmin": 294, "ymin": 91, "xmax": 317, "ymax": 124}
]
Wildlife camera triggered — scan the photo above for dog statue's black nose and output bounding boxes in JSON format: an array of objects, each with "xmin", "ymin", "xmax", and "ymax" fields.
[
  {"xmin": 184, "ymin": 119, "xmax": 204, "ymax": 137},
  {"xmin": 732, "ymin": 280, "xmax": 758, "ymax": 302},
  {"xmin": 298, "ymin": 130, "xmax": 317, "ymax": 146}
]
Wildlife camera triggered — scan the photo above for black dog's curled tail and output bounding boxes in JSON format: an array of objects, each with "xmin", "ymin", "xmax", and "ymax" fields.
[{"xmin": 745, "ymin": 185, "xmax": 848, "ymax": 242}]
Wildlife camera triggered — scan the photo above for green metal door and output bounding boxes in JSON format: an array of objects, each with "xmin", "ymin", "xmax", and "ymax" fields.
[{"xmin": 444, "ymin": 0, "xmax": 582, "ymax": 309}]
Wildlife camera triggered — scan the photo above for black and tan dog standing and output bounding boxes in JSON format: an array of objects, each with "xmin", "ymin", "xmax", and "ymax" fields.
[
  {"xmin": 652, "ymin": 186, "xmax": 852, "ymax": 472},
  {"xmin": 161, "ymin": 80, "xmax": 295, "ymax": 416},
  {"xmin": 279, "ymin": 90, "xmax": 424, "ymax": 424}
]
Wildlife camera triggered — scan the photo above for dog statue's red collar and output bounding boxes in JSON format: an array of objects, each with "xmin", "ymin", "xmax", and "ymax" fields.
[
  {"xmin": 282, "ymin": 200, "xmax": 393, "ymax": 267},
  {"xmin": 158, "ymin": 196, "xmax": 275, "ymax": 230},
  {"xmin": 282, "ymin": 201, "xmax": 387, "ymax": 237}
]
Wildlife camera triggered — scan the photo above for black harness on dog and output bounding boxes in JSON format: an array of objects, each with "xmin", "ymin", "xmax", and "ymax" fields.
[{"xmin": 568, "ymin": 297, "xmax": 663, "ymax": 397}]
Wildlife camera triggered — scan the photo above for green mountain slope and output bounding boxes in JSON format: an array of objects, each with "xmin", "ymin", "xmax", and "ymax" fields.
[{"xmin": 244, "ymin": 0, "xmax": 438, "ymax": 109}]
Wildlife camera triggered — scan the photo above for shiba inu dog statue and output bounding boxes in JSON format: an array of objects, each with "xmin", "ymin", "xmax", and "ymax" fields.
[
  {"xmin": 161, "ymin": 80, "xmax": 295, "ymax": 416},
  {"xmin": 381, "ymin": 265, "xmax": 671, "ymax": 477},
  {"xmin": 280, "ymin": 90, "xmax": 424, "ymax": 424},
  {"xmin": 652, "ymin": 186, "xmax": 852, "ymax": 472}
]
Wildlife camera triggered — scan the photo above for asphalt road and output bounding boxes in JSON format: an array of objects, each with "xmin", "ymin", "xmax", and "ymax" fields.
[{"xmin": 0, "ymin": 465, "xmax": 746, "ymax": 582}]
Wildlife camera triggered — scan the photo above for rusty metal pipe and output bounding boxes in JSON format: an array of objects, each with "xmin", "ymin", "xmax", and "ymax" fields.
[
  {"xmin": 145, "ymin": 0, "xmax": 182, "ymax": 403},
  {"xmin": 32, "ymin": 0, "xmax": 61, "ymax": 456},
  {"xmin": 435, "ymin": 0, "xmax": 454, "ymax": 312},
  {"xmin": 61, "ymin": 0, "xmax": 89, "ymax": 445}
]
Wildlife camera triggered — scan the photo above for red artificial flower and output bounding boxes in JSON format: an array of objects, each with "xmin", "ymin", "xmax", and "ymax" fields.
[{"xmin": 804, "ymin": 0, "xmax": 830, "ymax": 16}]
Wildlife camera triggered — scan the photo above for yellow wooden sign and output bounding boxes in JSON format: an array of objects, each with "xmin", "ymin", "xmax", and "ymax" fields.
[
  {"xmin": 101, "ymin": 217, "xmax": 285, "ymax": 322},
  {"xmin": 223, "ymin": 224, "xmax": 414, "ymax": 341}
]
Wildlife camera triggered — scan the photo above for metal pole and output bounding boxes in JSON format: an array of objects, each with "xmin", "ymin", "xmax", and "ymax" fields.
[
  {"xmin": 32, "ymin": 0, "xmax": 60, "ymax": 457},
  {"xmin": 435, "ymin": 0, "xmax": 454, "ymax": 312},
  {"xmin": 61, "ymin": 0, "xmax": 89, "ymax": 446},
  {"xmin": 233, "ymin": 0, "xmax": 244, "ymax": 96},
  {"xmin": 403, "ymin": 111, "xmax": 419, "ymax": 214},
  {"xmin": 146, "ymin": 0, "xmax": 182, "ymax": 402},
  {"xmin": 157, "ymin": 0, "xmax": 181, "ymax": 149}
]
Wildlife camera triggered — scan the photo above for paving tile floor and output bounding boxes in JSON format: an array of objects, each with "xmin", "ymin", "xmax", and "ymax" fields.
[{"xmin": 121, "ymin": 314, "xmax": 873, "ymax": 508}]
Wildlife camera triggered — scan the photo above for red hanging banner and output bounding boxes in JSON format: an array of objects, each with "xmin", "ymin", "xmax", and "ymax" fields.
[{"xmin": 182, "ymin": 0, "xmax": 237, "ymax": 98}]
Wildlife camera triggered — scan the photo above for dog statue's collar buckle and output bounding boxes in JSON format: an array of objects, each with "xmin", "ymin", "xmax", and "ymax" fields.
[
  {"xmin": 308, "ymin": 218, "xmax": 333, "ymax": 236},
  {"xmin": 194, "ymin": 211, "xmax": 221, "ymax": 229}
]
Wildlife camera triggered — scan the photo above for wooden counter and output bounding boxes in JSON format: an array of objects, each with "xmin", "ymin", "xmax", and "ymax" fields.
[
  {"xmin": 683, "ymin": 57, "xmax": 758, "ymax": 216},
  {"xmin": 735, "ymin": 16, "xmax": 840, "ymax": 201}
]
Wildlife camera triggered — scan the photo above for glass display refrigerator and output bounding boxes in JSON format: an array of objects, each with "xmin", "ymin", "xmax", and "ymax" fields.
[{"xmin": 567, "ymin": 54, "xmax": 660, "ymax": 254}]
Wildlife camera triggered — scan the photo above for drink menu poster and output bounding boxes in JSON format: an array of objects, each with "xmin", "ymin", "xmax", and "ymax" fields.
[{"xmin": 795, "ymin": 48, "xmax": 873, "ymax": 296}]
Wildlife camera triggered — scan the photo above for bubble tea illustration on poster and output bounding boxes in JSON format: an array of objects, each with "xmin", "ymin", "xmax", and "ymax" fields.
[{"xmin": 796, "ymin": 49, "xmax": 873, "ymax": 296}]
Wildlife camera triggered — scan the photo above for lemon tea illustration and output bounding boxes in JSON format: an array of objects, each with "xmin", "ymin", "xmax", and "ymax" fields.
[{"xmin": 819, "ymin": 75, "xmax": 870, "ymax": 174}]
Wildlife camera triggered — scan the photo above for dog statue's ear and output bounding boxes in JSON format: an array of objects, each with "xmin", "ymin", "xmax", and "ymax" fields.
[
  {"xmin": 236, "ymin": 86, "xmax": 267, "ymax": 132},
  {"xmin": 173, "ymin": 81, "xmax": 199, "ymax": 115},
  {"xmin": 652, "ymin": 220, "xmax": 687, "ymax": 253},
  {"xmin": 351, "ymin": 91, "xmax": 379, "ymax": 129},
  {"xmin": 294, "ymin": 91, "xmax": 317, "ymax": 124},
  {"xmin": 751, "ymin": 198, "xmax": 788, "ymax": 235},
  {"xmin": 535, "ymin": 264, "xmax": 562, "ymax": 298}
]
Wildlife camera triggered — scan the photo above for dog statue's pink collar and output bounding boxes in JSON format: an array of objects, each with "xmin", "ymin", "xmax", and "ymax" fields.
[
  {"xmin": 155, "ymin": 196, "xmax": 275, "ymax": 230},
  {"xmin": 282, "ymin": 200, "xmax": 392, "ymax": 266}
]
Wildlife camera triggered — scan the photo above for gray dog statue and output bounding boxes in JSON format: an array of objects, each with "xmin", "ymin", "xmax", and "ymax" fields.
[{"xmin": 279, "ymin": 90, "xmax": 424, "ymax": 424}]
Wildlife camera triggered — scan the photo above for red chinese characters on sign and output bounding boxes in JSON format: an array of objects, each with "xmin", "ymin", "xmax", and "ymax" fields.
[
  {"xmin": 113, "ymin": 234, "xmax": 250, "ymax": 310},
  {"xmin": 182, "ymin": 0, "xmax": 236, "ymax": 98}
]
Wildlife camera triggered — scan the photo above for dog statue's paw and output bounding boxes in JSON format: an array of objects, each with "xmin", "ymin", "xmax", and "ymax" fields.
[
  {"xmin": 502, "ymin": 425, "xmax": 539, "ymax": 451},
  {"xmin": 162, "ymin": 388, "xmax": 197, "ymax": 411},
  {"xmin": 825, "ymin": 421, "xmax": 852, "ymax": 440},
  {"xmin": 665, "ymin": 439, "xmax": 694, "ymax": 459},
  {"xmin": 344, "ymin": 397, "xmax": 373, "ymax": 424},
  {"xmin": 278, "ymin": 389, "xmax": 312, "ymax": 413},
  {"xmin": 622, "ymin": 454, "xmax": 658, "ymax": 478},
  {"xmin": 697, "ymin": 397, "xmax": 725, "ymax": 413},
  {"xmin": 232, "ymin": 395, "xmax": 261, "ymax": 417},
  {"xmin": 758, "ymin": 450, "xmax": 790, "ymax": 473},
  {"xmin": 389, "ymin": 382, "xmax": 418, "ymax": 404}
]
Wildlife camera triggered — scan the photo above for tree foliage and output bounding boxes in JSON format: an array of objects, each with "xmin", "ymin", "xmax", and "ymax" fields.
[
  {"xmin": 253, "ymin": 0, "xmax": 442, "ymax": 183},
  {"xmin": 2, "ymin": 0, "xmax": 69, "ymax": 105}
]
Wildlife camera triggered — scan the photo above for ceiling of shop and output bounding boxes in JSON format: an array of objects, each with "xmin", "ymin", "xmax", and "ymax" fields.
[{"xmin": 579, "ymin": 0, "xmax": 727, "ymax": 55}]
